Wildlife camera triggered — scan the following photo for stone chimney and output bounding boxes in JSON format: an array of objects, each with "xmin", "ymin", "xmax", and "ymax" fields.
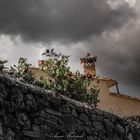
[{"xmin": 80, "ymin": 53, "xmax": 97, "ymax": 76}]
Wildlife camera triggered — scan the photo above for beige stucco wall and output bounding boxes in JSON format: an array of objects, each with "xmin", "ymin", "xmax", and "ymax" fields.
[
  {"xmin": 30, "ymin": 68, "xmax": 140, "ymax": 117},
  {"xmin": 91, "ymin": 80, "xmax": 140, "ymax": 117},
  {"xmin": 83, "ymin": 68, "xmax": 96, "ymax": 76},
  {"xmin": 30, "ymin": 68, "xmax": 48, "ymax": 80}
]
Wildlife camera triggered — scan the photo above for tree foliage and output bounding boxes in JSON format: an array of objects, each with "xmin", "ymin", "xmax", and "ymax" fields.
[
  {"xmin": 40, "ymin": 49, "xmax": 99, "ymax": 107},
  {"xmin": 7, "ymin": 49, "xmax": 99, "ymax": 107},
  {"xmin": 9, "ymin": 57, "xmax": 35, "ymax": 84}
]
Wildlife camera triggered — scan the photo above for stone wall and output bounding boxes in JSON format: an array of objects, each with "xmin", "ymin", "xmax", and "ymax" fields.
[{"xmin": 0, "ymin": 74, "xmax": 139, "ymax": 140}]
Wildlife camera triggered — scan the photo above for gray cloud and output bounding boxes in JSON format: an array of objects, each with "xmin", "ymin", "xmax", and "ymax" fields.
[
  {"xmin": 0, "ymin": 0, "xmax": 135, "ymax": 42},
  {"xmin": 83, "ymin": 20, "xmax": 140, "ymax": 97}
]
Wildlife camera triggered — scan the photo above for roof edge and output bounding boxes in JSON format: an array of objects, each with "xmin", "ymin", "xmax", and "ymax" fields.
[{"xmin": 110, "ymin": 92, "xmax": 140, "ymax": 102}]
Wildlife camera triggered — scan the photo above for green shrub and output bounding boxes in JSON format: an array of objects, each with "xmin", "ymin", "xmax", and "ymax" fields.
[
  {"xmin": 9, "ymin": 57, "xmax": 35, "ymax": 84},
  {"xmin": 8, "ymin": 50, "xmax": 99, "ymax": 107},
  {"xmin": 41, "ymin": 49, "xmax": 99, "ymax": 107}
]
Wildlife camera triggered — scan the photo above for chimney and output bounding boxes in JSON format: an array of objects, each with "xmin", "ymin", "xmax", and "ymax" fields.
[
  {"xmin": 38, "ymin": 60, "xmax": 45, "ymax": 68},
  {"xmin": 80, "ymin": 53, "xmax": 97, "ymax": 76}
]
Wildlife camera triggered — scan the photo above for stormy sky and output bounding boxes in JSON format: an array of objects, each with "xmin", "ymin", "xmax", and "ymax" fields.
[{"xmin": 0, "ymin": 0, "xmax": 139, "ymax": 97}]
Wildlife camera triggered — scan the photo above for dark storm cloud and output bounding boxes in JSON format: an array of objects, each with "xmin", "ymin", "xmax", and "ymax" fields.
[{"xmin": 0, "ymin": 0, "xmax": 135, "ymax": 42}]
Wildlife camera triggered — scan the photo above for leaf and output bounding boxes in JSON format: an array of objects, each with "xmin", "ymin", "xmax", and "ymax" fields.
[{"xmin": 42, "ymin": 52, "xmax": 46, "ymax": 55}]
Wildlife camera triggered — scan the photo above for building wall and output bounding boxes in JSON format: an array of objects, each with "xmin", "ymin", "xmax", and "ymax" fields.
[
  {"xmin": 91, "ymin": 80, "xmax": 140, "ymax": 117},
  {"xmin": 30, "ymin": 68, "xmax": 48, "ymax": 80},
  {"xmin": 30, "ymin": 68, "xmax": 140, "ymax": 117}
]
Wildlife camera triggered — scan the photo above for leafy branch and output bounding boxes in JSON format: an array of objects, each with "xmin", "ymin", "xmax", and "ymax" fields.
[
  {"xmin": 40, "ymin": 49, "xmax": 99, "ymax": 107},
  {"xmin": 9, "ymin": 57, "xmax": 35, "ymax": 84}
]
